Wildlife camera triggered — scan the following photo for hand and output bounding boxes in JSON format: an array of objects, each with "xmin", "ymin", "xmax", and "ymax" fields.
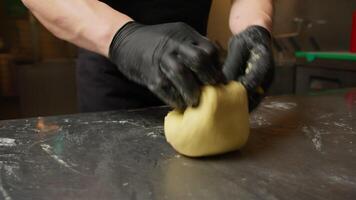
[
  {"xmin": 223, "ymin": 26, "xmax": 274, "ymax": 111},
  {"xmin": 109, "ymin": 22, "xmax": 225, "ymax": 109}
]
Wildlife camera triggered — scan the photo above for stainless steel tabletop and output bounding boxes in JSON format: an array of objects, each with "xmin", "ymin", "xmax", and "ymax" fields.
[{"xmin": 0, "ymin": 89, "xmax": 355, "ymax": 200}]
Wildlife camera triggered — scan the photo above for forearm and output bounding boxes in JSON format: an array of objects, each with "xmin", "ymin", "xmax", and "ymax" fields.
[
  {"xmin": 229, "ymin": 0, "xmax": 273, "ymax": 34},
  {"xmin": 21, "ymin": 0, "xmax": 133, "ymax": 56}
]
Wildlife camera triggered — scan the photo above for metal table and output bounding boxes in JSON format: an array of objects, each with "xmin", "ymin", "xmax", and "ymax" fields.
[{"xmin": 0, "ymin": 89, "xmax": 355, "ymax": 200}]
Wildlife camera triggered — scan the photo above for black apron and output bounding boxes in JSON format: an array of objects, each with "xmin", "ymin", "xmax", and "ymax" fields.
[{"xmin": 77, "ymin": 0, "xmax": 212, "ymax": 112}]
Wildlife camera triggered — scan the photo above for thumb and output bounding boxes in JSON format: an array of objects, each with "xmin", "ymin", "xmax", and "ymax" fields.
[{"xmin": 222, "ymin": 36, "xmax": 249, "ymax": 81}]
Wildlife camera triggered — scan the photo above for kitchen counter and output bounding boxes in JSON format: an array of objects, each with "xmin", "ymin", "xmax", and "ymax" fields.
[{"xmin": 0, "ymin": 89, "xmax": 355, "ymax": 200}]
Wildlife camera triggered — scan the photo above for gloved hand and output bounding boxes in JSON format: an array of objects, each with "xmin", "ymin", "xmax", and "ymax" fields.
[
  {"xmin": 109, "ymin": 22, "xmax": 225, "ymax": 109},
  {"xmin": 223, "ymin": 26, "xmax": 274, "ymax": 111}
]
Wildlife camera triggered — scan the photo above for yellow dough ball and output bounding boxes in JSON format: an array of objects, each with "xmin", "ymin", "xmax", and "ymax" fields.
[{"xmin": 164, "ymin": 81, "xmax": 250, "ymax": 157}]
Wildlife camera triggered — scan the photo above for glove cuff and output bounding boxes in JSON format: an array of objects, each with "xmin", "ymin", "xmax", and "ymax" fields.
[
  {"xmin": 109, "ymin": 21, "xmax": 142, "ymax": 62},
  {"xmin": 248, "ymin": 25, "xmax": 272, "ymax": 39},
  {"xmin": 233, "ymin": 25, "xmax": 272, "ymax": 47}
]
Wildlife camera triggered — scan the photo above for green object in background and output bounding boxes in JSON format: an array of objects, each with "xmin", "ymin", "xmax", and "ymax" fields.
[
  {"xmin": 295, "ymin": 51, "xmax": 356, "ymax": 62},
  {"xmin": 3, "ymin": 0, "xmax": 27, "ymax": 17}
]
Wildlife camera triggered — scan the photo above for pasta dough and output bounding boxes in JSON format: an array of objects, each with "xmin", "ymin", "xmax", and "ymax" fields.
[{"xmin": 164, "ymin": 81, "xmax": 250, "ymax": 157}]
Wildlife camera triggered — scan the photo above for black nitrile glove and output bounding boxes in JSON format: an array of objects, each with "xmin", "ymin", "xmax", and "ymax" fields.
[
  {"xmin": 109, "ymin": 22, "xmax": 225, "ymax": 109},
  {"xmin": 223, "ymin": 26, "xmax": 274, "ymax": 111}
]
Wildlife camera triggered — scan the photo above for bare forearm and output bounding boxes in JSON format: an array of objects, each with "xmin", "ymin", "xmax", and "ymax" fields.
[
  {"xmin": 21, "ymin": 0, "xmax": 132, "ymax": 56},
  {"xmin": 229, "ymin": 0, "xmax": 273, "ymax": 34}
]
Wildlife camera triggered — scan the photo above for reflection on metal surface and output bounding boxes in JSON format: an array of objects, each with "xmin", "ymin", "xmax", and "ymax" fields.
[
  {"xmin": 40, "ymin": 143, "xmax": 82, "ymax": 175},
  {"xmin": 36, "ymin": 117, "xmax": 60, "ymax": 133},
  {"xmin": 0, "ymin": 162, "xmax": 12, "ymax": 200},
  {"xmin": 0, "ymin": 169, "xmax": 12, "ymax": 200},
  {"xmin": 160, "ymin": 157, "xmax": 248, "ymax": 199},
  {"xmin": 345, "ymin": 89, "xmax": 356, "ymax": 110}
]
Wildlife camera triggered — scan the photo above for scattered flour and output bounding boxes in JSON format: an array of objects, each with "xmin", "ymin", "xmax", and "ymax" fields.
[
  {"xmin": 302, "ymin": 126, "xmax": 329, "ymax": 152},
  {"xmin": 264, "ymin": 102, "xmax": 297, "ymax": 111},
  {"xmin": 146, "ymin": 132, "xmax": 158, "ymax": 138},
  {"xmin": 0, "ymin": 138, "xmax": 15, "ymax": 147},
  {"xmin": 250, "ymin": 115, "xmax": 272, "ymax": 128}
]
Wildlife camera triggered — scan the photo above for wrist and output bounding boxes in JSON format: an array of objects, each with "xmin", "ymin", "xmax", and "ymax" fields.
[
  {"xmin": 98, "ymin": 17, "xmax": 133, "ymax": 57},
  {"xmin": 230, "ymin": 12, "xmax": 272, "ymax": 35},
  {"xmin": 109, "ymin": 21, "xmax": 143, "ymax": 61}
]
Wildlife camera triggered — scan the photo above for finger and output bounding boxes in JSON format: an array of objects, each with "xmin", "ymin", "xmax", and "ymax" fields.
[
  {"xmin": 222, "ymin": 36, "xmax": 249, "ymax": 81},
  {"xmin": 247, "ymin": 91, "xmax": 265, "ymax": 112},
  {"xmin": 238, "ymin": 45, "xmax": 273, "ymax": 92},
  {"xmin": 178, "ymin": 44, "xmax": 224, "ymax": 85},
  {"xmin": 193, "ymin": 37, "xmax": 220, "ymax": 68},
  {"xmin": 260, "ymin": 61, "xmax": 275, "ymax": 92},
  {"xmin": 160, "ymin": 55, "xmax": 201, "ymax": 107},
  {"xmin": 148, "ymin": 75, "xmax": 186, "ymax": 110},
  {"xmin": 177, "ymin": 22, "xmax": 220, "ymax": 66},
  {"xmin": 194, "ymin": 38, "xmax": 228, "ymax": 84}
]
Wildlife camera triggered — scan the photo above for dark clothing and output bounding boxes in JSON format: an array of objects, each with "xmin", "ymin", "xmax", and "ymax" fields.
[
  {"xmin": 77, "ymin": 0, "xmax": 212, "ymax": 112},
  {"xmin": 103, "ymin": 0, "xmax": 212, "ymax": 35}
]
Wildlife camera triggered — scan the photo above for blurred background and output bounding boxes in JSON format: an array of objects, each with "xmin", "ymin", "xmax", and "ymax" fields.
[{"xmin": 0, "ymin": 0, "xmax": 356, "ymax": 120}]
